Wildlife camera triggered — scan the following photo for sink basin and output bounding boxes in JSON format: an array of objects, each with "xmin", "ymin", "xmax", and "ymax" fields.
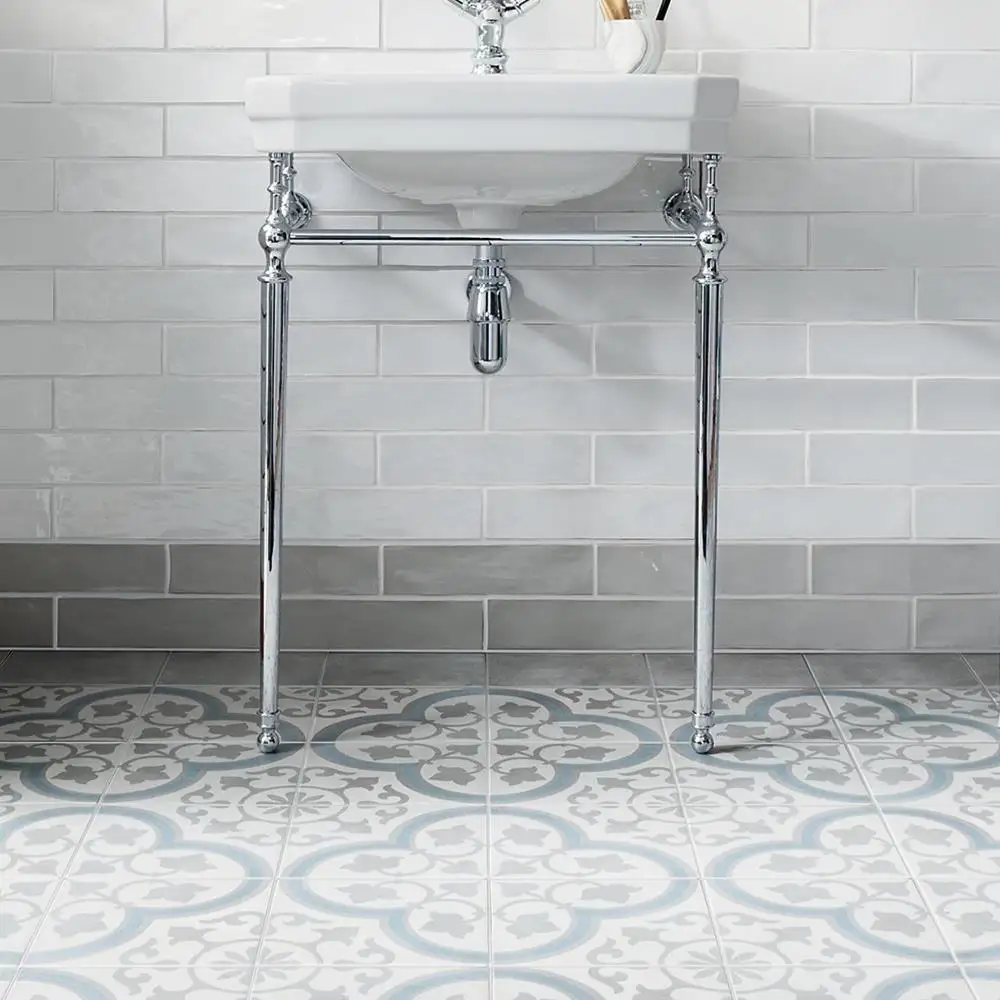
[{"xmin": 245, "ymin": 74, "xmax": 739, "ymax": 228}]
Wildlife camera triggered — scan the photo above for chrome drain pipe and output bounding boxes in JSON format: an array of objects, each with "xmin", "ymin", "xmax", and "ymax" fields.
[{"xmin": 467, "ymin": 245, "xmax": 511, "ymax": 375}]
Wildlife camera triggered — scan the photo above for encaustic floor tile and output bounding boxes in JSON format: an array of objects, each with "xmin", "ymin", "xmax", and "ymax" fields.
[
  {"xmin": 657, "ymin": 688, "xmax": 840, "ymax": 745},
  {"xmin": 489, "ymin": 741, "xmax": 674, "ymax": 807},
  {"xmin": 251, "ymin": 966, "xmax": 490, "ymax": 1000},
  {"xmin": 7, "ymin": 966, "xmax": 255, "ymax": 1000},
  {"xmin": 726, "ymin": 965, "xmax": 977, "ymax": 1000},
  {"xmin": 68, "ymin": 803, "xmax": 285, "ymax": 879},
  {"xmin": 0, "ymin": 686, "xmax": 150, "ymax": 743},
  {"xmin": 490, "ymin": 879, "xmax": 719, "ymax": 968},
  {"xmin": 881, "ymin": 803, "xmax": 1000, "ymax": 880},
  {"xmin": 262, "ymin": 879, "xmax": 489, "ymax": 967},
  {"xmin": 102, "ymin": 741, "xmax": 306, "ymax": 811},
  {"xmin": 22, "ymin": 877, "xmax": 270, "ymax": 968},
  {"xmin": 695, "ymin": 804, "xmax": 908, "ymax": 881},
  {"xmin": 312, "ymin": 687, "xmax": 487, "ymax": 744},
  {"xmin": 492, "ymin": 966, "xmax": 734, "ymax": 1000},
  {"xmin": 0, "ymin": 879, "xmax": 60, "ymax": 967},
  {"xmin": 919, "ymin": 879, "xmax": 1000, "ymax": 965},
  {"xmin": 671, "ymin": 742, "xmax": 873, "ymax": 811},
  {"xmin": 850, "ymin": 743, "xmax": 1000, "ymax": 805},
  {"xmin": 824, "ymin": 689, "xmax": 1000, "ymax": 744},
  {"xmin": 487, "ymin": 687, "xmax": 664, "ymax": 744},
  {"xmin": 706, "ymin": 879, "xmax": 953, "ymax": 967},
  {"xmin": 0, "ymin": 743, "xmax": 126, "ymax": 805},
  {"xmin": 1, "ymin": 804, "xmax": 93, "ymax": 880},
  {"xmin": 133, "ymin": 686, "xmax": 313, "ymax": 744}
]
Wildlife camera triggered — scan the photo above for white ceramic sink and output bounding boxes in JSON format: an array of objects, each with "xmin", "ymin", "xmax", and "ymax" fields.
[{"xmin": 245, "ymin": 74, "xmax": 739, "ymax": 228}]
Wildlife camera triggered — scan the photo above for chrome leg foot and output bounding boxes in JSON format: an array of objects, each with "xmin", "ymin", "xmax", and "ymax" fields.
[
  {"xmin": 258, "ymin": 152, "xmax": 294, "ymax": 755},
  {"xmin": 690, "ymin": 154, "xmax": 726, "ymax": 760},
  {"xmin": 691, "ymin": 728, "xmax": 715, "ymax": 755}
]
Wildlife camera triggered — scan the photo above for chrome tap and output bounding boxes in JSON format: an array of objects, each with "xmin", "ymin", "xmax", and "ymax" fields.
[{"xmin": 442, "ymin": 0, "xmax": 542, "ymax": 74}]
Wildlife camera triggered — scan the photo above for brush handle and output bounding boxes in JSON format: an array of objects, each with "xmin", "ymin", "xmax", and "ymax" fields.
[{"xmin": 656, "ymin": 0, "xmax": 672, "ymax": 19}]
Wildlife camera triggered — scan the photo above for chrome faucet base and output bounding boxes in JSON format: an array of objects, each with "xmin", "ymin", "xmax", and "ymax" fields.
[
  {"xmin": 255, "ymin": 154, "xmax": 726, "ymax": 757},
  {"xmin": 442, "ymin": 0, "xmax": 542, "ymax": 73}
]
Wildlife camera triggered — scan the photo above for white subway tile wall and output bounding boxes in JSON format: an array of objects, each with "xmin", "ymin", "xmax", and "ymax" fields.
[{"xmin": 0, "ymin": 0, "xmax": 998, "ymax": 649}]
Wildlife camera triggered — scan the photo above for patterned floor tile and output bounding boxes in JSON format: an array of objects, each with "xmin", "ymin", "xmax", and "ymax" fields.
[
  {"xmin": 0, "ymin": 744, "xmax": 125, "ymax": 805},
  {"xmin": 967, "ymin": 968, "xmax": 1000, "ymax": 1000},
  {"xmin": 312, "ymin": 687, "xmax": 486, "ymax": 743},
  {"xmin": 133, "ymin": 687, "xmax": 313, "ymax": 743},
  {"xmin": 493, "ymin": 966, "xmax": 734, "ymax": 999},
  {"xmin": 252, "ymin": 965, "xmax": 490, "ymax": 999},
  {"xmin": 7, "ymin": 966, "xmax": 255, "ymax": 1000},
  {"xmin": 0, "ymin": 879, "xmax": 59, "ymax": 966},
  {"xmin": 491, "ymin": 878, "xmax": 718, "ymax": 967},
  {"xmin": 303, "ymin": 739, "xmax": 488, "ymax": 807},
  {"xmin": 882, "ymin": 804, "xmax": 1000, "ymax": 880},
  {"xmin": 103, "ymin": 741, "xmax": 306, "ymax": 810},
  {"xmin": 850, "ymin": 743, "xmax": 1000, "ymax": 805},
  {"xmin": 707, "ymin": 879, "xmax": 953, "ymax": 966},
  {"xmin": 488, "ymin": 688, "xmax": 663, "ymax": 744},
  {"xmin": 69, "ymin": 803, "xmax": 284, "ymax": 879},
  {"xmin": 672, "ymin": 743, "xmax": 872, "ymax": 810},
  {"xmin": 658, "ymin": 688, "xmax": 840, "ymax": 745},
  {"xmin": 695, "ymin": 805, "xmax": 908, "ymax": 881},
  {"xmin": 727, "ymin": 965, "xmax": 977, "ymax": 999},
  {"xmin": 282, "ymin": 802, "xmax": 487, "ymax": 880},
  {"xmin": 489, "ymin": 744, "xmax": 694, "ymax": 878},
  {"xmin": 263, "ymin": 879, "xmax": 488, "ymax": 966},
  {"xmin": 825, "ymin": 689, "xmax": 999, "ymax": 743},
  {"xmin": 1, "ymin": 804, "xmax": 92, "ymax": 880},
  {"xmin": 920, "ymin": 879, "xmax": 1000, "ymax": 965},
  {"xmin": 0, "ymin": 687, "xmax": 149, "ymax": 742},
  {"xmin": 23, "ymin": 877, "xmax": 270, "ymax": 967},
  {"xmin": 490, "ymin": 741, "xmax": 672, "ymax": 806}
]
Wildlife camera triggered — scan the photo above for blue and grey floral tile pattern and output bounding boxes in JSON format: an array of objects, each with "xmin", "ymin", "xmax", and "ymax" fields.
[{"xmin": 2, "ymin": 654, "xmax": 1000, "ymax": 1000}]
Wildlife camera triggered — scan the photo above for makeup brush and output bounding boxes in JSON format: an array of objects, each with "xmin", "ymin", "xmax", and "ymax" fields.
[
  {"xmin": 656, "ymin": 0, "xmax": 673, "ymax": 19},
  {"xmin": 601, "ymin": 0, "xmax": 633, "ymax": 19}
]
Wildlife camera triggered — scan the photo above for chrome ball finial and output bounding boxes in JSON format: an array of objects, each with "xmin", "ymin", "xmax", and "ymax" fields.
[
  {"xmin": 691, "ymin": 730, "xmax": 715, "ymax": 755},
  {"xmin": 257, "ymin": 729, "xmax": 281, "ymax": 754}
]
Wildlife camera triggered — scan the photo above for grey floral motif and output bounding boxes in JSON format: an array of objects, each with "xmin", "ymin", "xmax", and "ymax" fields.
[
  {"xmin": 489, "ymin": 688, "xmax": 661, "ymax": 743},
  {"xmin": 851, "ymin": 742, "xmax": 1000, "ymax": 804},
  {"xmin": 1, "ymin": 804, "xmax": 91, "ymax": 879},
  {"xmin": 0, "ymin": 743, "xmax": 124, "ymax": 805},
  {"xmin": 658, "ymin": 688, "xmax": 839, "ymax": 744},
  {"xmin": 313, "ymin": 688, "xmax": 486, "ymax": 743},
  {"xmin": 492, "ymin": 968, "xmax": 732, "ymax": 1000},
  {"xmin": 825, "ymin": 688, "xmax": 999, "ymax": 743},
  {"xmin": 883, "ymin": 804, "xmax": 1000, "ymax": 880},
  {"xmin": 920, "ymin": 879, "xmax": 1000, "ymax": 963},
  {"xmin": 0, "ymin": 686, "xmax": 148, "ymax": 742},
  {"xmin": 251, "ymin": 966, "xmax": 489, "ymax": 999},
  {"xmin": 725, "ymin": 966, "xmax": 978, "ymax": 1000},
  {"xmin": 696, "ymin": 804, "xmax": 908, "ymax": 880},
  {"xmin": 707, "ymin": 879, "xmax": 951, "ymax": 966},
  {"xmin": 134, "ymin": 686, "xmax": 312, "ymax": 743},
  {"xmin": 0, "ymin": 879, "xmax": 57, "ymax": 965},
  {"xmin": 7, "ymin": 966, "xmax": 254, "ymax": 1000}
]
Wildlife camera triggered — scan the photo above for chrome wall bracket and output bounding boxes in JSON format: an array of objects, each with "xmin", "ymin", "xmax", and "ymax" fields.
[{"xmin": 256, "ymin": 153, "xmax": 727, "ymax": 758}]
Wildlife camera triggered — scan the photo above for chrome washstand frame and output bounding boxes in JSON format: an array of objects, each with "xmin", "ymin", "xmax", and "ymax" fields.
[{"xmin": 255, "ymin": 151, "xmax": 727, "ymax": 756}]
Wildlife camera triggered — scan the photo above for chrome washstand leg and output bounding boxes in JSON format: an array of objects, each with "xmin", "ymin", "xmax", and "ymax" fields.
[
  {"xmin": 691, "ymin": 153, "xmax": 726, "ymax": 756},
  {"xmin": 257, "ymin": 153, "xmax": 311, "ymax": 754}
]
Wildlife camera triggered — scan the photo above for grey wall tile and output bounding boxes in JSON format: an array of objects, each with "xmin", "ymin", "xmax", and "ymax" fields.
[
  {"xmin": 159, "ymin": 650, "xmax": 325, "ymax": 685},
  {"xmin": 917, "ymin": 380, "xmax": 1000, "ymax": 431},
  {"xmin": 163, "ymin": 432, "xmax": 376, "ymax": 487},
  {"xmin": 916, "ymin": 598, "xmax": 1000, "ymax": 651},
  {"xmin": 384, "ymin": 545, "xmax": 593, "ymax": 596},
  {"xmin": 810, "ymin": 323, "xmax": 1000, "ymax": 377},
  {"xmin": 1, "ymin": 649, "xmax": 166, "ymax": 683},
  {"xmin": 0, "ymin": 433, "xmax": 160, "ymax": 485},
  {"xmin": 919, "ymin": 270, "xmax": 1000, "ymax": 323},
  {"xmin": 0, "ymin": 324, "xmax": 161, "ymax": 376},
  {"xmin": 0, "ymin": 381, "xmax": 54, "ymax": 431},
  {"xmin": 0, "ymin": 490, "xmax": 51, "ymax": 540},
  {"xmin": 58, "ymin": 597, "xmax": 483, "ymax": 651},
  {"xmin": 716, "ymin": 598, "xmax": 912, "ymax": 651},
  {"xmin": 916, "ymin": 488, "xmax": 1000, "ymax": 539},
  {"xmin": 0, "ymin": 598, "xmax": 53, "ymax": 647},
  {"xmin": 598, "ymin": 544, "xmax": 808, "ymax": 597},
  {"xmin": 323, "ymin": 652, "xmax": 486, "ymax": 685},
  {"xmin": 488, "ymin": 600, "xmax": 692, "ymax": 651},
  {"xmin": 650, "ymin": 652, "xmax": 815, "ymax": 687},
  {"xmin": 595, "ymin": 323, "xmax": 808, "ymax": 378},
  {"xmin": 169, "ymin": 544, "xmax": 379, "ymax": 596},
  {"xmin": 0, "ymin": 543, "xmax": 164, "ymax": 594},
  {"xmin": 488, "ymin": 652, "xmax": 650, "ymax": 685},
  {"xmin": 595, "ymin": 434, "xmax": 805, "ymax": 486},
  {"xmin": 814, "ymin": 543, "xmax": 1000, "ymax": 596},
  {"xmin": 379, "ymin": 434, "xmax": 590, "ymax": 486}
]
